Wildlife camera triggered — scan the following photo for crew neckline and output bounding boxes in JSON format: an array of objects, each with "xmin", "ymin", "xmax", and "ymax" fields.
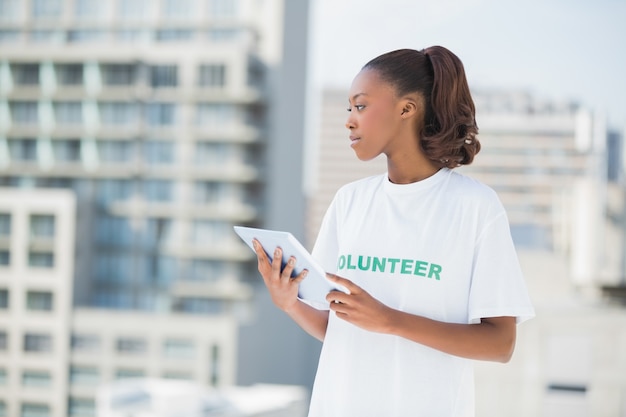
[{"xmin": 383, "ymin": 167, "xmax": 450, "ymax": 194}]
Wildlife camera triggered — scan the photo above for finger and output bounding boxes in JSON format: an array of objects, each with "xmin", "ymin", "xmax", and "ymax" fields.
[
  {"xmin": 326, "ymin": 273, "xmax": 359, "ymax": 294},
  {"xmin": 291, "ymin": 269, "xmax": 308, "ymax": 286},
  {"xmin": 271, "ymin": 247, "xmax": 282, "ymax": 274},
  {"xmin": 326, "ymin": 290, "xmax": 350, "ymax": 305},
  {"xmin": 281, "ymin": 256, "xmax": 297, "ymax": 281}
]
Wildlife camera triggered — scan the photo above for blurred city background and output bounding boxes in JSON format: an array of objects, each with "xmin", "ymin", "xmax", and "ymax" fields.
[{"xmin": 0, "ymin": 0, "xmax": 624, "ymax": 416}]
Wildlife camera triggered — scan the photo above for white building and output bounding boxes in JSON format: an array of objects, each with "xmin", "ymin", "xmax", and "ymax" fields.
[
  {"xmin": 0, "ymin": 188, "xmax": 76, "ymax": 417},
  {"xmin": 0, "ymin": 1, "xmax": 317, "ymax": 416}
]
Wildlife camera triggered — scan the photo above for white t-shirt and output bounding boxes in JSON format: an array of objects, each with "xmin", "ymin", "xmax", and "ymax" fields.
[{"xmin": 308, "ymin": 168, "xmax": 535, "ymax": 417}]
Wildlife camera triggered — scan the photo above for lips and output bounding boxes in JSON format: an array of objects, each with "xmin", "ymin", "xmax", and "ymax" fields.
[{"xmin": 349, "ymin": 135, "xmax": 361, "ymax": 146}]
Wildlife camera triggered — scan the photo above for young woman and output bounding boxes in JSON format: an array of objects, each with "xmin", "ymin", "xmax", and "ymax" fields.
[{"xmin": 253, "ymin": 46, "xmax": 534, "ymax": 417}]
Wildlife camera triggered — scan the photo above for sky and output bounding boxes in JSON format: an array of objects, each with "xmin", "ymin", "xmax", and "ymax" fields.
[{"xmin": 308, "ymin": 0, "xmax": 626, "ymax": 130}]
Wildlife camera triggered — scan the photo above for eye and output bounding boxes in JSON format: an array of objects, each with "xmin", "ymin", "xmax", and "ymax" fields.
[{"xmin": 347, "ymin": 105, "xmax": 365, "ymax": 112}]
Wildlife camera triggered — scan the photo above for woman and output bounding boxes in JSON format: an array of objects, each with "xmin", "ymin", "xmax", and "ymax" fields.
[{"xmin": 253, "ymin": 46, "xmax": 534, "ymax": 417}]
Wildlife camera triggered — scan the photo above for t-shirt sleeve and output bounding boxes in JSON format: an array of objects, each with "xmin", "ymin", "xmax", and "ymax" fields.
[
  {"xmin": 467, "ymin": 211, "xmax": 535, "ymax": 324},
  {"xmin": 305, "ymin": 195, "xmax": 341, "ymax": 310}
]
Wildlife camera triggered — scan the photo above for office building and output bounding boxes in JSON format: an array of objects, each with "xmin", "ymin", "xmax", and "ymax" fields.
[{"xmin": 0, "ymin": 1, "xmax": 315, "ymax": 415}]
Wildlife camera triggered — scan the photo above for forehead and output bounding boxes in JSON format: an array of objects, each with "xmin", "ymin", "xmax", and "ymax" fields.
[{"xmin": 348, "ymin": 69, "xmax": 397, "ymax": 100}]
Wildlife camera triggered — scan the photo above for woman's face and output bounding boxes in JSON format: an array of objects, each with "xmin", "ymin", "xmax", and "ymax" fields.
[{"xmin": 345, "ymin": 69, "xmax": 406, "ymax": 161}]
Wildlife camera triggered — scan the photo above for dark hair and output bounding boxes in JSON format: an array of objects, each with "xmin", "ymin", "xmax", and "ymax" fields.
[{"xmin": 362, "ymin": 46, "xmax": 480, "ymax": 168}]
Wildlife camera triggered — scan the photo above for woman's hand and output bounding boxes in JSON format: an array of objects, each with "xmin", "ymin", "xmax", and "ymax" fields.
[
  {"xmin": 253, "ymin": 238, "xmax": 307, "ymax": 313},
  {"xmin": 325, "ymin": 273, "xmax": 394, "ymax": 333}
]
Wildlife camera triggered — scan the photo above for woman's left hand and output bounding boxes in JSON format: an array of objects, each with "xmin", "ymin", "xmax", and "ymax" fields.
[{"xmin": 325, "ymin": 273, "xmax": 394, "ymax": 334}]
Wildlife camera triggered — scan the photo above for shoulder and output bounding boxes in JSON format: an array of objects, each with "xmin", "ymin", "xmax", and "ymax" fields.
[
  {"xmin": 336, "ymin": 173, "xmax": 386, "ymax": 197},
  {"xmin": 445, "ymin": 169, "xmax": 505, "ymax": 214}
]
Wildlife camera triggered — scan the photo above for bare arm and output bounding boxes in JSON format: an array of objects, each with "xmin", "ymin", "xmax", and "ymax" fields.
[
  {"xmin": 253, "ymin": 239, "xmax": 329, "ymax": 342},
  {"xmin": 326, "ymin": 274, "xmax": 516, "ymax": 362}
]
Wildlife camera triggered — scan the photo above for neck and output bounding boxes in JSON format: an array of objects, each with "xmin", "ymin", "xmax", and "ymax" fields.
[{"xmin": 386, "ymin": 155, "xmax": 440, "ymax": 184}]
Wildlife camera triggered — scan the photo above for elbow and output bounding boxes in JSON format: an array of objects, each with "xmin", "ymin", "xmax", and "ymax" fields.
[{"xmin": 495, "ymin": 336, "xmax": 516, "ymax": 363}]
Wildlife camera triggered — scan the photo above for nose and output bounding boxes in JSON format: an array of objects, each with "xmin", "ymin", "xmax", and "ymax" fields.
[{"xmin": 345, "ymin": 113, "xmax": 356, "ymax": 130}]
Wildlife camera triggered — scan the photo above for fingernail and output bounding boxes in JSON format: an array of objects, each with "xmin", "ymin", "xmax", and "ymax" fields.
[
  {"xmin": 274, "ymin": 248, "xmax": 281, "ymax": 256},
  {"xmin": 288, "ymin": 257, "xmax": 295, "ymax": 266},
  {"xmin": 302, "ymin": 270, "xmax": 308, "ymax": 277}
]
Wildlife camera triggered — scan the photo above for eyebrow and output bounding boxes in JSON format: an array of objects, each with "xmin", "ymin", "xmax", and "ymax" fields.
[{"xmin": 348, "ymin": 92, "xmax": 368, "ymax": 103}]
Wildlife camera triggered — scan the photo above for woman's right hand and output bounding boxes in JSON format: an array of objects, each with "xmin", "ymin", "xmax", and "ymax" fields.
[{"xmin": 253, "ymin": 238, "xmax": 308, "ymax": 312}]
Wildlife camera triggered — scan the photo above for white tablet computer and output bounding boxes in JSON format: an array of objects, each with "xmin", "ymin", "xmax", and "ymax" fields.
[{"xmin": 233, "ymin": 226, "xmax": 349, "ymax": 307}]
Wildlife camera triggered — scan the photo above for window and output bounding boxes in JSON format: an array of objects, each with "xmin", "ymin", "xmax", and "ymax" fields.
[
  {"xmin": 155, "ymin": 29, "xmax": 193, "ymax": 42},
  {"xmin": 95, "ymin": 216, "xmax": 134, "ymax": 246},
  {"xmin": 52, "ymin": 139, "xmax": 81, "ymax": 162},
  {"xmin": 115, "ymin": 369, "xmax": 144, "ymax": 379},
  {"xmin": 193, "ymin": 181, "xmax": 227, "ymax": 204},
  {"xmin": 20, "ymin": 403, "xmax": 50, "ymax": 417},
  {"xmin": 32, "ymin": 0, "xmax": 61, "ymax": 19},
  {"xmin": 29, "ymin": 30, "xmax": 63, "ymax": 43},
  {"xmin": 0, "ymin": 214, "xmax": 10, "ymax": 236},
  {"xmin": 12, "ymin": 64, "xmax": 39, "ymax": 85},
  {"xmin": 94, "ymin": 254, "xmax": 132, "ymax": 284},
  {"xmin": 0, "ymin": 289, "xmax": 7, "ymax": 309},
  {"xmin": 143, "ymin": 180, "xmax": 173, "ymax": 202},
  {"xmin": 207, "ymin": 0, "xmax": 237, "ymax": 18},
  {"xmin": 68, "ymin": 398, "xmax": 95, "ymax": 417},
  {"xmin": 8, "ymin": 139, "xmax": 38, "ymax": 161},
  {"xmin": 163, "ymin": 339, "xmax": 195, "ymax": 359},
  {"xmin": 116, "ymin": 337, "xmax": 146, "ymax": 354},
  {"xmin": 144, "ymin": 218, "xmax": 172, "ymax": 247},
  {"xmin": 0, "ymin": 331, "xmax": 7, "ymax": 350},
  {"xmin": 71, "ymin": 334, "xmax": 101, "ymax": 352},
  {"xmin": 10, "ymin": 102, "xmax": 39, "ymax": 124},
  {"xmin": 163, "ymin": 371, "xmax": 191, "ymax": 380},
  {"xmin": 96, "ymin": 179, "xmax": 134, "ymax": 204},
  {"xmin": 146, "ymin": 255, "xmax": 176, "ymax": 286},
  {"xmin": 210, "ymin": 344, "xmax": 220, "ymax": 385},
  {"xmin": 207, "ymin": 28, "xmax": 240, "ymax": 42},
  {"xmin": 99, "ymin": 102, "xmax": 138, "ymax": 126},
  {"xmin": 97, "ymin": 140, "xmax": 134, "ymax": 163},
  {"xmin": 69, "ymin": 366, "xmax": 99, "ymax": 385},
  {"xmin": 143, "ymin": 140, "xmax": 174, "ymax": 165},
  {"xmin": 162, "ymin": 0, "xmax": 196, "ymax": 19},
  {"xmin": 191, "ymin": 220, "xmax": 229, "ymax": 244},
  {"xmin": 93, "ymin": 290, "xmax": 131, "ymax": 309},
  {"xmin": 55, "ymin": 64, "xmax": 83, "ymax": 86},
  {"xmin": 0, "ymin": 251, "xmax": 9, "ymax": 266},
  {"xmin": 74, "ymin": 0, "xmax": 103, "ymax": 18},
  {"xmin": 26, "ymin": 291, "xmax": 53, "ymax": 311},
  {"xmin": 149, "ymin": 65, "xmax": 177, "ymax": 88},
  {"xmin": 146, "ymin": 103, "xmax": 175, "ymax": 126},
  {"xmin": 118, "ymin": 0, "xmax": 151, "ymax": 21},
  {"xmin": 198, "ymin": 64, "xmax": 226, "ymax": 88},
  {"xmin": 174, "ymin": 297, "xmax": 223, "ymax": 314},
  {"xmin": 187, "ymin": 259, "xmax": 222, "ymax": 282},
  {"xmin": 28, "ymin": 252, "xmax": 54, "ymax": 268},
  {"xmin": 196, "ymin": 103, "xmax": 236, "ymax": 127},
  {"xmin": 22, "ymin": 370, "xmax": 51, "ymax": 387},
  {"xmin": 0, "ymin": 0, "xmax": 20, "ymax": 22},
  {"xmin": 54, "ymin": 102, "xmax": 83, "ymax": 125},
  {"xmin": 24, "ymin": 333, "xmax": 52, "ymax": 353},
  {"xmin": 67, "ymin": 30, "xmax": 106, "ymax": 43},
  {"xmin": 101, "ymin": 64, "xmax": 136, "ymax": 86},
  {"xmin": 30, "ymin": 215, "xmax": 55, "ymax": 239}
]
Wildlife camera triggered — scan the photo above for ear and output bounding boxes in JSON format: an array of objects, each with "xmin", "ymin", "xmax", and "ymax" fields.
[
  {"xmin": 399, "ymin": 98, "xmax": 420, "ymax": 119},
  {"xmin": 400, "ymin": 96, "xmax": 424, "ymax": 119}
]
